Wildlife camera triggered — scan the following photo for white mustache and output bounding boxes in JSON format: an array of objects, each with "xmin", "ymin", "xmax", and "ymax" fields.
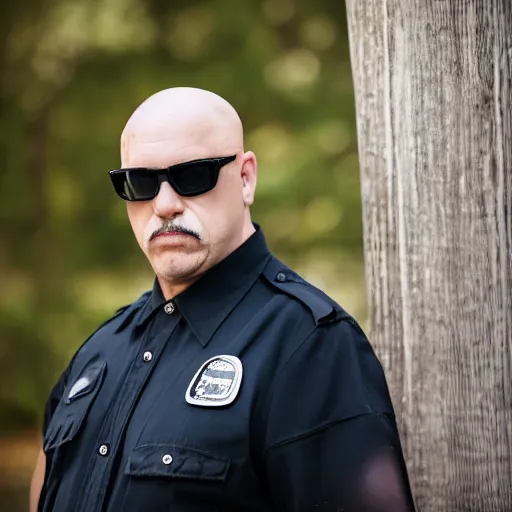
[{"xmin": 144, "ymin": 220, "xmax": 202, "ymax": 245}]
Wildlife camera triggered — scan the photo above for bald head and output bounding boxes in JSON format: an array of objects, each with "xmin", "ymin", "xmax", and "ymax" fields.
[
  {"xmin": 121, "ymin": 88, "xmax": 244, "ymax": 168},
  {"xmin": 117, "ymin": 87, "xmax": 258, "ymax": 298}
]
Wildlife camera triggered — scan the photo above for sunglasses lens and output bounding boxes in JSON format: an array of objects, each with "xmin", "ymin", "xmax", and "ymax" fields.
[
  {"xmin": 171, "ymin": 164, "xmax": 216, "ymax": 197},
  {"xmin": 112, "ymin": 170, "xmax": 158, "ymax": 200}
]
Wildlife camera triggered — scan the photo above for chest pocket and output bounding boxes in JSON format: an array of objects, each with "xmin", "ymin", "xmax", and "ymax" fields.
[
  {"xmin": 43, "ymin": 360, "xmax": 107, "ymax": 452},
  {"xmin": 125, "ymin": 443, "xmax": 230, "ymax": 480},
  {"xmin": 122, "ymin": 444, "xmax": 230, "ymax": 511}
]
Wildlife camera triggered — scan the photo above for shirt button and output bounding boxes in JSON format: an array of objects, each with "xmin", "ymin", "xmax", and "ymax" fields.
[
  {"xmin": 162, "ymin": 454, "xmax": 173, "ymax": 465},
  {"xmin": 164, "ymin": 302, "xmax": 175, "ymax": 315},
  {"xmin": 276, "ymin": 272, "xmax": 287, "ymax": 282},
  {"xmin": 98, "ymin": 444, "xmax": 109, "ymax": 456},
  {"xmin": 143, "ymin": 351, "xmax": 153, "ymax": 362}
]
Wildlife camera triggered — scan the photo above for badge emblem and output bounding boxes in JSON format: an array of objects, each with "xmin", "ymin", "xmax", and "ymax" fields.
[{"xmin": 186, "ymin": 355, "xmax": 243, "ymax": 407}]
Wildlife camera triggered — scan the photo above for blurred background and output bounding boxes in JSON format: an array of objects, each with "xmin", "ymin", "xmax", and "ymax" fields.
[{"xmin": 0, "ymin": 0, "xmax": 365, "ymax": 509}]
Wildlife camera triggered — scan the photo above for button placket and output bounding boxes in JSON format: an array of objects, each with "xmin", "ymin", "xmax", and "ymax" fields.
[{"xmin": 78, "ymin": 314, "xmax": 181, "ymax": 512}]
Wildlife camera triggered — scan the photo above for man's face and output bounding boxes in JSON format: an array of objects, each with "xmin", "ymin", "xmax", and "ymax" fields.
[{"xmin": 123, "ymin": 141, "xmax": 255, "ymax": 285}]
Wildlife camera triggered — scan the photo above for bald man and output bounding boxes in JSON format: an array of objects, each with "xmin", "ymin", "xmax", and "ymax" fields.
[{"xmin": 32, "ymin": 88, "xmax": 415, "ymax": 512}]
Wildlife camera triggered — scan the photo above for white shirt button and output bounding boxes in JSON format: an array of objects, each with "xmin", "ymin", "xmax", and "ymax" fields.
[
  {"xmin": 164, "ymin": 302, "xmax": 175, "ymax": 315},
  {"xmin": 98, "ymin": 444, "xmax": 109, "ymax": 456},
  {"xmin": 162, "ymin": 454, "xmax": 173, "ymax": 465},
  {"xmin": 276, "ymin": 272, "xmax": 287, "ymax": 282},
  {"xmin": 143, "ymin": 351, "xmax": 153, "ymax": 362}
]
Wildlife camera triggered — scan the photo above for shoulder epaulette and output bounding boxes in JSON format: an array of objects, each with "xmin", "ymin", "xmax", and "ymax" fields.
[{"xmin": 262, "ymin": 257, "xmax": 350, "ymax": 325}]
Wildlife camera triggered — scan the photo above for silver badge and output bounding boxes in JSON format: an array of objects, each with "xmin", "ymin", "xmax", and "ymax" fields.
[
  {"xmin": 186, "ymin": 355, "xmax": 243, "ymax": 407},
  {"xmin": 67, "ymin": 376, "xmax": 91, "ymax": 400}
]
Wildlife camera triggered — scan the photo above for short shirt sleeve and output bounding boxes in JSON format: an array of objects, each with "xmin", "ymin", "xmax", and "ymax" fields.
[{"xmin": 264, "ymin": 319, "xmax": 416, "ymax": 511}]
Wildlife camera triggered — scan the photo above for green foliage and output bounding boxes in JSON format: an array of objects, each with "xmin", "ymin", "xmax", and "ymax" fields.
[{"xmin": 0, "ymin": 0, "xmax": 365, "ymax": 434}]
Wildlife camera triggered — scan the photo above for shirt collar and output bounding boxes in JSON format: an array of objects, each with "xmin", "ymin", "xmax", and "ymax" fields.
[{"xmin": 135, "ymin": 224, "xmax": 271, "ymax": 346}]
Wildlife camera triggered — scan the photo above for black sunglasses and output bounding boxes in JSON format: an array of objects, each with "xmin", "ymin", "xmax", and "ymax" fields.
[{"xmin": 109, "ymin": 155, "xmax": 237, "ymax": 201}]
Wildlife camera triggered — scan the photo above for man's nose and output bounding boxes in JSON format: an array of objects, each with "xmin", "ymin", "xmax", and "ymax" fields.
[{"xmin": 153, "ymin": 181, "xmax": 185, "ymax": 218}]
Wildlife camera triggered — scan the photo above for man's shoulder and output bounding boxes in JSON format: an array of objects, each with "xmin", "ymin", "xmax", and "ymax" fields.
[
  {"xmin": 100, "ymin": 289, "xmax": 151, "ymax": 331},
  {"xmin": 43, "ymin": 290, "xmax": 152, "ymax": 426},
  {"xmin": 110, "ymin": 290, "xmax": 152, "ymax": 330},
  {"xmin": 74, "ymin": 290, "xmax": 151, "ymax": 357},
  {"xmin": 261, "ymin": 256, "xmax": 352, "ymax": 327}
]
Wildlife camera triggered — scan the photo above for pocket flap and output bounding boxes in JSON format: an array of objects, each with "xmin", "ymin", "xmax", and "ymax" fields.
[
  {"xmin": 125, "ymin": 444, "xmax": 230, "ymax": 481},
  {"xmin": 65, "ymin": 360, "xmax": 106, "ymax": 403},
  {"xmin": 44, "ymin": 360, "xmax": 107, "ymax": 452}
]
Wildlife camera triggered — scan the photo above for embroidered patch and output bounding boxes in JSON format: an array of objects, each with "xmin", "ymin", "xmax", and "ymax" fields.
[
  {"xmin": 67, "ymin": 376, "xmax": 91, "ymax": 401},
  {"xmin": 186, "ymin": 355, "xmax": 243, "ymax": 407}
]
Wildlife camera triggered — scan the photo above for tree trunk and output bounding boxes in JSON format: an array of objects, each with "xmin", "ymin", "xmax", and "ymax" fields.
[{"xmin": 345, "ymin": 1, "xmax": 512, "ymax": 510}]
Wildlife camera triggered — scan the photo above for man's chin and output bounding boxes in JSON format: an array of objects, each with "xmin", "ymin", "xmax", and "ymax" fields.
[{"xmin": 151, "ymin": 254, "xmax": 206, "ymax": 281}]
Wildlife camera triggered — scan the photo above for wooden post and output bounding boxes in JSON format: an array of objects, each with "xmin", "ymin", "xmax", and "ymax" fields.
[{"xmin": 345, "ymin": 1, "xmax": 512, "ymax": 510}]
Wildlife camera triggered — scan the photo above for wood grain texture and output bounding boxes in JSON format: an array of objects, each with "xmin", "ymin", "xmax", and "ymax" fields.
[{"xmin": 345, "ymin": 1, "xmax": 512, "ymax": 510}]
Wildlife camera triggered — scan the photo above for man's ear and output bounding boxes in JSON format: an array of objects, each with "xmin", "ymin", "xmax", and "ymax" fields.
[{"xmin": 241, "ymin": 151, "xmax": 257, "ymax": 206}]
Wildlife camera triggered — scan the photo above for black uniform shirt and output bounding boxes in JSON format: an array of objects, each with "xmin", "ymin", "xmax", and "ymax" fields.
[{"xmin": 40, "ymin": 226, "xmax": 415, "ymax": 512}]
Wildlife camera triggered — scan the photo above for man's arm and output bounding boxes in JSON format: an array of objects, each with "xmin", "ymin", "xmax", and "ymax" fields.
[
  {"xmin": 30, "ymin": 449, "xmax": 45, "ymax": 512},
  {"xmin": 264, "ymin": 319, "xmax": 416, "ymax": 511},
  {"xmin": 33, "ymin": 352, "xmax": 76, "ymax": 511},
  {"xmin": 266, "ymin": 413, "xmax": 415, "ymax": 511}
]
